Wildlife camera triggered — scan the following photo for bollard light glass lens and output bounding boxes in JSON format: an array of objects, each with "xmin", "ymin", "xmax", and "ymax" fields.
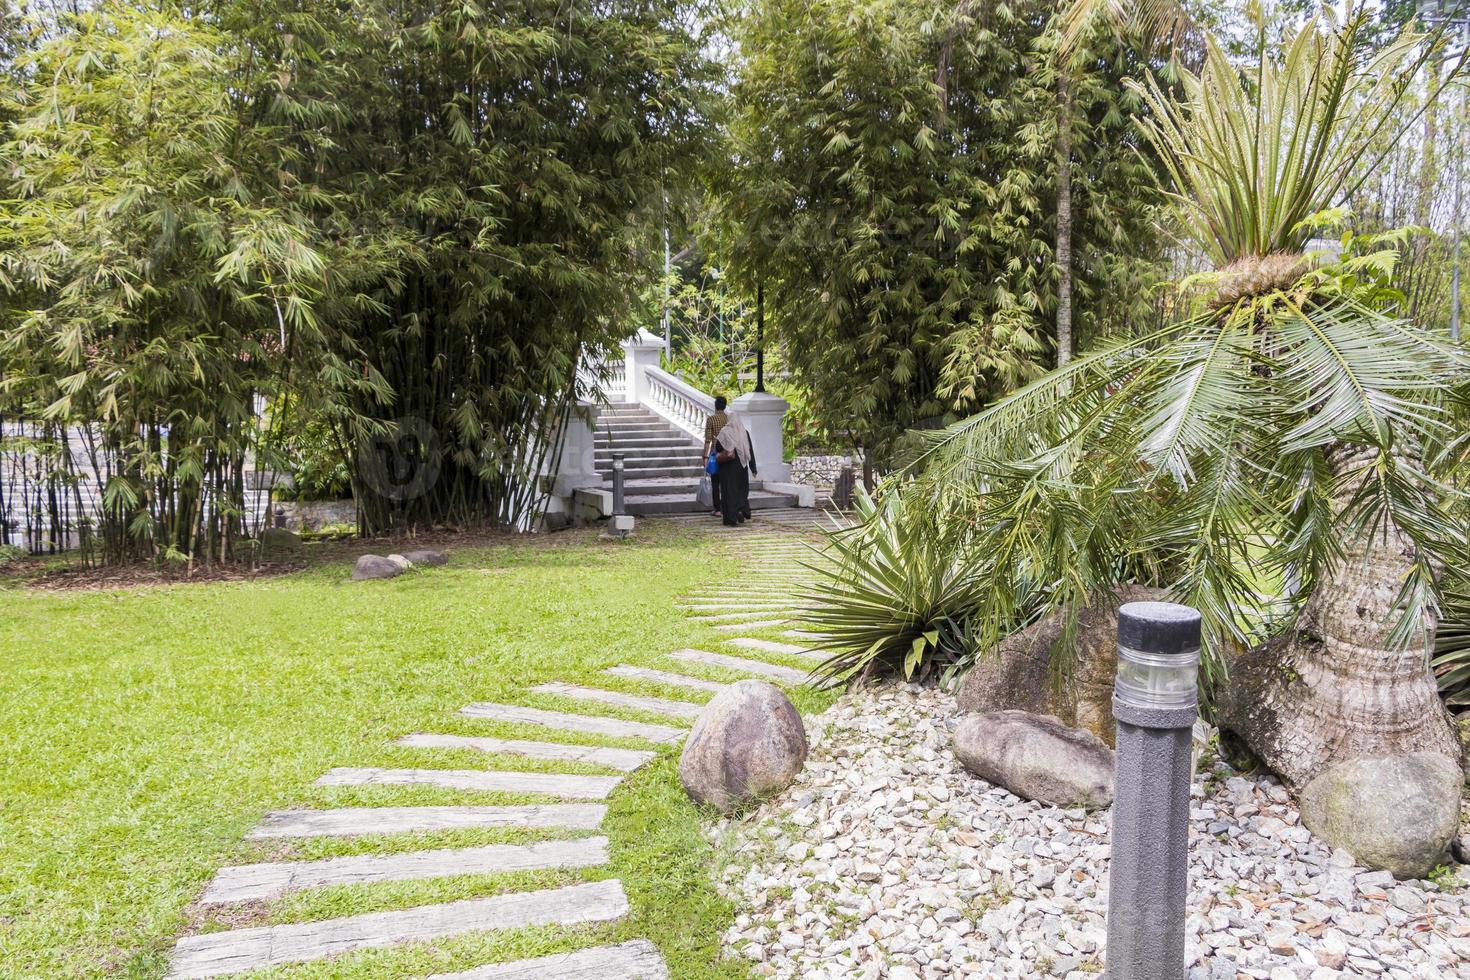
[{"xmin": 1115, "ymin": 644, "xmax": 1199, "ymax": 710}]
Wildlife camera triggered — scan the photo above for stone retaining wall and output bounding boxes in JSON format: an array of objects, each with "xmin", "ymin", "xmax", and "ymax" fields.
[
  {"xmin": 788, "ymin": 454, "xmax": 852, "ymax": 489},
  {"xmin": 278, "ymin": 499, "xmax": 358, "ymax": 531}
]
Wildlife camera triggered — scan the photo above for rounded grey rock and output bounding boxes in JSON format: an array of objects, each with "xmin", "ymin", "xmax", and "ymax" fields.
[
  {"xmin": 679, "ymin": 680, "xmax": 807, "ymax": 813},
  {"xmin": 352, "ymin": 554, "xmax": 404, "ymax": 581},
  {"xmin": 953, "ymin": 709, "xmax": 1114, "ymax": 811},
  {"xmin": 1296, "ymin": 752, "xmax": 1461, "ymax": 880}
]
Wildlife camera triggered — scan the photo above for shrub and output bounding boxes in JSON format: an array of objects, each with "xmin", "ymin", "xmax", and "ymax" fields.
[{"xmin": 802, "ymin": 485, "xmax": 991, "ymax": 686}]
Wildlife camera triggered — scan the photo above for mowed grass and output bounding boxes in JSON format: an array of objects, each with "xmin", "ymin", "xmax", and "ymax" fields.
[{"xmin": 0, "ymin": 521, "xmax": 835, "ymax": 979}]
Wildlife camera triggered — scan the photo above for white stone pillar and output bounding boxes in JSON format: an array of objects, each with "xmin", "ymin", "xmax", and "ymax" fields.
[
  {"xmin": 551, "ymin": 400, "xmax": 601, "ymax": 496},
  {"xmin": 731, "ymin": 391, "xmax": 791, "ymax": 483},
  {"xmin": 621, "ymin": 328, "xmax": 664, "ymax": 405}
]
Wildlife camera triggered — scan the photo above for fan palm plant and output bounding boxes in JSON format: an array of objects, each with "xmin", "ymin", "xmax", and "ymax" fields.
[{"xmin": 818, "ymin": 13, "xmax": 1470, "ymax": 794}]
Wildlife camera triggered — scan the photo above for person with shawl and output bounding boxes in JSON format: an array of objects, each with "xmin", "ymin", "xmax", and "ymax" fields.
[{"xmin": 714, "ymin": 411, "xmax": 757, "ymax": 526}]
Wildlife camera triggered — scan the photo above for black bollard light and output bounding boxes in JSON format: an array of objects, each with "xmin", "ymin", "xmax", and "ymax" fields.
[
  {"xmin": 611, "ymin": 453, "xmax": 626, "ymax": 517},
  {"xmin": 1105, "ymin": 601, "xmax": 1202, "ymax": 980}
]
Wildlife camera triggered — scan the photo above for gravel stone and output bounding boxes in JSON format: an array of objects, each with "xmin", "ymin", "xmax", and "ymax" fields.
[{"xmin": 712, "ymin": 684, "xmax": 1470, "ymax": 980}]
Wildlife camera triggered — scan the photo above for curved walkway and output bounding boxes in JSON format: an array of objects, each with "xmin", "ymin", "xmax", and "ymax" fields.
[{"xmin": 165, "ymin": 513, "xmax": 837, "ymax": 979}]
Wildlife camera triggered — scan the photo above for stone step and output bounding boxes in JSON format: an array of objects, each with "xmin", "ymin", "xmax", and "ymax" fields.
[
  {"xmin": 166, "ymin": 879, "xmax": 630, "ymax": 979},
  {"xmin": 395, "ymin": 734, "xmax": 654, "ymax": 773},
  {"xmin": 625, "ymin": 491, "xmax": 796, "ymax": 516},
  {"xmin": 596, "ymin": 667, "xmax": 729, "ymax": 696},
  {"xmin": 459, "ymin": 703, "xmax": 686, "ymax": 744},
  {"xmin": 667, "ymin": 649, "xmax": 810, "ymax": 686},
  {"xmin": 595, "ymin": 447, "xmax": 701, "ymax": 462},
  {"xmin": 429, "ymin": 939, "xmax": 669, "ymax": 979},
  {"xmin": 688, "ymin": 611, "xmax": 799, "ymax": 622},
  {"xmin": 726, "ymin": 637, "xmax": 824, "ymax": 661},
  {"xmin": 531, "ymin": 682, "xmax": 703, "ymax": 721},
  {"xmin": 602, "ymin": 664, "xmax": 730, "ymax": 694},
  {"xmin": 594, "ymin": 437, "xmax": 694, "ymax": 450},
  {"xmin": 602, "ymin": 466, "xmax": 705, "ymax": 482},
  {"xmin": 316, "ymin": 767, "xmax": 623, "ymax": 800},
  {"xmin": 711, "ymin": 619, "xmax": 790, "ymax": 631},
  {"xmin": 202, "ymin": 838, "xmax": 610, "ymax": 904},
  {"xmin": 246, "ymin": 805, "xmax": 606, "ymax": 840}
]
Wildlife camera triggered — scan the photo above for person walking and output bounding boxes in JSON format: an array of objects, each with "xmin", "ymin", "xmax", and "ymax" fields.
[
  {"xmin": 701, "ymin": 395, "xmax": 729, "ymax": 515},
  {"xmin": 714, "ymin": 411, "xmax": 757, "ymax": 526}
]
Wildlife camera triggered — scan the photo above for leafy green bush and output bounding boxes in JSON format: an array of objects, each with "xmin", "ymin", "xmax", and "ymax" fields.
[
  {"xmin": 802, "ymin": 485, "xmax": 991, "ymax": 686},
  {"xmin": 0, "ymin": 544, "xmax": 25, "ymax": 567}
]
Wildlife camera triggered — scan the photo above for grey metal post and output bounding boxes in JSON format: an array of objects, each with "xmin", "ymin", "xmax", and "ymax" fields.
[
  {"xmin": 1104, "ymin": 601, "xmax": 1202, "ymax": 980},
  {"xmin": 611, "ymin": 453, "xmax": 626, "ymax": 517}
]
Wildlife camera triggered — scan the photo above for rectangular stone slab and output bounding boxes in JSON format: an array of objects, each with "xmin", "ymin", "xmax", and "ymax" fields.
[
  {"xmin": 246, "ymin": 805, "xmax": 606, "ymax": 840},
  {"xmin": 202, "ymin": 837, "xmax": 610, "ymax": 904},
  {"xmin": 602, "ymin": 665, "xmax": 729, "ymax": 694},
  {"xmin": 316, "ymin": 767, "xmax": 622, "ymax": 800},
  {"xmin": 725, "ymin": 637, "xmax": 825, "ymax": 661},
  {"xmin": 712, "ymin": 620, "xmax": 786, "ymax": 631},
  {"xmin": 166, "ymin": 879, "xmax": 630, "ymax": 979},
  {"xmin": 396, "ymin": 733, "xmax": 654, "ymax": 773},
  {"xmin": 459, "ymin": 703, "xmax": 685, "ymax": 744},
  {"xmin": 667, "ymin": 649, "xmax": 809, "ymax": 685},
  {"xmin": 429, "ymin": 939, "xmax": 670, "ymax": 979},
  {"xmin": 531, "ymin": 682, "xmax": 703, "ymax": 721}
]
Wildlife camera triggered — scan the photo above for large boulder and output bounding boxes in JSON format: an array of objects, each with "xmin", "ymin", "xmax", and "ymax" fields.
[
  {"xmin": 401, "ymin": 549, "xmax": 448, "ymax": 566},
  {"xmin": 679, "ymin": 680, "xmax": 807, "ymax": 813},
  {"xmin": 956, "ymin": 585, "xmax": 1161, "ymax": 746},
  {"xmin": 1296, "ymin": 753, "xmax": 1461, "ymax": 880},
  {"xmin": 954, "ymin": 710, "xmax": 1114, "ymax": 811},
  {"xmin": 352, "ymin": 554, "xmax": 403, "ymax": 581}
]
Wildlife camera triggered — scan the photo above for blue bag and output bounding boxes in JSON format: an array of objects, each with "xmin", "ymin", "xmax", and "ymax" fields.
[{"xmin": 706, "ymin": 450, "xmax": 719, "ymax": 475}]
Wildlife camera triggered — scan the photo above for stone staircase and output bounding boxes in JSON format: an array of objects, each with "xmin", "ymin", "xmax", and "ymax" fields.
[{"xmin": 595, "ymin": 404, "xmax": 798, "ymax": 516}]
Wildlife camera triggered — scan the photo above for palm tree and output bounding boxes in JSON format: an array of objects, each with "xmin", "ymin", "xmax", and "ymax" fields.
[{"xmin": 903, "ymin": 13, "xmax": 1467, "ymax": 828}]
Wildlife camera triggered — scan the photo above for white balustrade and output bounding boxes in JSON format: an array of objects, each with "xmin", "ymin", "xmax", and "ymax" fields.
[{"xmin": 642, "ymin": 366, "xmax": 715, "ymax": 441}]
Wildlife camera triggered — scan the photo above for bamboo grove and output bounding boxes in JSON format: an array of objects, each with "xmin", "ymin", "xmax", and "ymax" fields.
[{"xmin": 0, "ymin": 0, "xmax": 713, "ymax": 562}]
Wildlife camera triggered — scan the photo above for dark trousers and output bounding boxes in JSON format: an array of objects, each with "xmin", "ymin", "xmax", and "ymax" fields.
[{"xmin": 718, "ymin": 460, "xmax": 749, "ymax": 526}]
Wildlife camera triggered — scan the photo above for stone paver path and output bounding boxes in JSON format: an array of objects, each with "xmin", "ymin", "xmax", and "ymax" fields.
[
  {"xmin": 168, "ymin": 880, "xmax": 630, "ymax": 978},
  {"xmin": 529, "ymin": 681, "xmax": 705, "ymax": 721},
  {"xmin": 246, "ymin": 804, "xmax": 607, "ymax": 839},
  {"xmin": 316, "ymin": 766, "xmax": 623, "ymax": 799},
  {"xmin": 167, "ymin": 512, "xmax": 838, "ymax": 978},
  {"xmin": 668, "ymin": 647, "xmax": 811, "ymax": 685},
  {"xmin": 202, "ymin": 838, "xmax": 610, "ymax": 904},
  {"xmin": 603, "ymin": 664, "xmax": 731, "ymax": 693},
  {"xmin": 395, "ymin": 733, "xmax": 654, "ymax": 772},
  {"xmin": 458, "ymin": 703, "xmax": 685, "ymax": 743}
]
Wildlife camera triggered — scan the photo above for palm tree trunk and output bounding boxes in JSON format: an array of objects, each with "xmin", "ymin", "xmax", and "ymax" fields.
[
  {"xmin": 1217, "ymin": 447, "xmax": 1463, "ymax": 876},
  {"xmin": 1218, "ymin": 445, "xmax": 1460, "ymax": 790},
  {"xmin": 1055, "ymin": 76, "xmax": 1074, "ymax": 368}
]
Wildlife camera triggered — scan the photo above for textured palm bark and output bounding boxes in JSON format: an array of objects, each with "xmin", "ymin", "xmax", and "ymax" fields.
[{"xmin": 1218, "ymin": 453, "xmax": 1461, "ymax": 790}]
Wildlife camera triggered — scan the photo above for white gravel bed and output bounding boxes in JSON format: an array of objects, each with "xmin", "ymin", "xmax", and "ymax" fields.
[{"xmin": 713, "ymin": 685, "xmax": 1470, "ymax": 980}]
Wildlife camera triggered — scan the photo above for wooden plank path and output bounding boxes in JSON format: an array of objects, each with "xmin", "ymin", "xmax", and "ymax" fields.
[
  {"xmin": 530, "ymin": 682, "xmax": 704, "ymax": 721},
  {"xmin": 317, "ymin": 767, "xmax": 622, "ymax": 799},
  {"xmin": 396, "ymin": 733, "xmax": 654, "ymax": 772},
  {"xmin": 202, "ymin": 838, "xmax": 610, "ymax": 904},
  {"xmin": 602, "ymin": 664, "xmax": 730, "ymax": 694},
  {"xmin": 246, "ymin": 805, "xmax": 607, "ymax": 840},
  {"xmin": 458, "ymin": 703, "xmax": 685, "ymax": 744},
  {"xmin": 429, "ymin": 939, "xmax": 670, "ymax": 979},
  {"xmin": 667, "ymin": 648, "xmax": 810, "ymax": 686},
  {"xmin": 167, "ymin": 879, "xmax": 630, "ymax": 979}
]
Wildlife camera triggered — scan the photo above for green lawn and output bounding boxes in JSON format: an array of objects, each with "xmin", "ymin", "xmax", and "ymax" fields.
[{"xmin": 0, "ymin": 523, "xmax": 832, "ymax": 979}]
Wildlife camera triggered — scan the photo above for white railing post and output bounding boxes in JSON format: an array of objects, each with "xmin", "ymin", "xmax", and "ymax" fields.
[
  {"xmin": 621, "ymin": 329, "xmax": 664, "ymax": 405},
  {"xmin": 732, "ymin": 391, "xmax": 791, "ymax": 483}
]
